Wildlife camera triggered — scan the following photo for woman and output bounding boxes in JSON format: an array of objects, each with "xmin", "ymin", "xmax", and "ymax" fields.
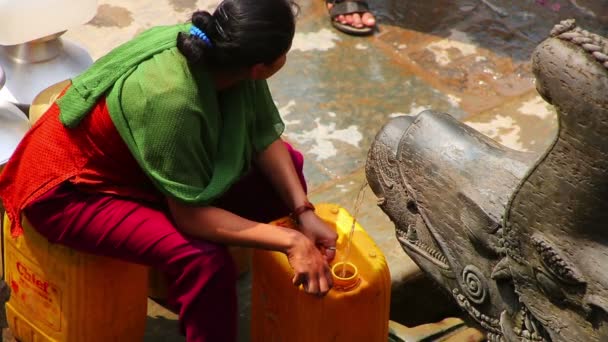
[{"xmin": 0, "ymin": 0, "xmax": 337, "ymax": 341}]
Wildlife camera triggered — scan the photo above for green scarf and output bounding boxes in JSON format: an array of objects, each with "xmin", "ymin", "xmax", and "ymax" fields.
[{"xmin": 57, "ymin": 24, "xmax": 285, "ymax": 204}]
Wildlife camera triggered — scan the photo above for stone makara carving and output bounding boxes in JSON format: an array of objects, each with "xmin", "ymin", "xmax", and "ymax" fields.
[{"xmin": 366, "ymin": 19, "xmax": 608, "ymax": 342}]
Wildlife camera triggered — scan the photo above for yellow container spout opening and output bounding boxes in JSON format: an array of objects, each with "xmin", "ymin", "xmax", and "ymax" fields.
[{"xmin": 331, "ymin": 262, "xmax": 360, "ymax": 291}]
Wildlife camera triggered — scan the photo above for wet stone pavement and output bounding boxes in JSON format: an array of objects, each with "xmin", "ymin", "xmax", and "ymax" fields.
[{"xmin": 57, "ymin": 0, "xmax": 608, "ymax": 341}]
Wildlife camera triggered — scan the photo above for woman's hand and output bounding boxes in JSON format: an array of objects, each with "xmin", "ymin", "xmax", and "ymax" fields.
[
  {"xmin": 287, "ymin": 232, "xmax": 333, "ymax": 296},
  {"xmin": 255, "ymin": 140, "xmax": 338, "ymax": 260},
  {"xmin": 296, "ymin": 210, "xmax": 338, "ymax": 262}
]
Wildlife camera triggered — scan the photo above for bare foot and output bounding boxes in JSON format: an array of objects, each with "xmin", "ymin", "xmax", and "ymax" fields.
[{"xmin": 327, "ymin": 2, "xmax": 376, "ymax": 30}]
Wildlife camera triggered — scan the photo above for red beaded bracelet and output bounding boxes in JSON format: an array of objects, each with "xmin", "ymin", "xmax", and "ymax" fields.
[{"xmin": 291, "ymin": 200, "xmax": 315, "ymax": 221}]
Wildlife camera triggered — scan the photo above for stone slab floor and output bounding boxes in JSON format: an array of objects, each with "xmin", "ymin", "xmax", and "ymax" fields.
[{"xmin": 47, "ymin": 0, "xmax": 607, "ymax": 340}]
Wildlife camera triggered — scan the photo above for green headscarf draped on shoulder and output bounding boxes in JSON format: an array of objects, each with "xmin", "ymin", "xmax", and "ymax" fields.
[{"xmin": 57, "ymin": 24, "xmax": 285, "ymax": 204}]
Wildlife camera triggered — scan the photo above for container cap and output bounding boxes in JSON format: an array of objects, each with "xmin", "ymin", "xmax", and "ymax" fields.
[{"xmin": 0, "ymin": 101, "xmax": 29, "ymax": 167}]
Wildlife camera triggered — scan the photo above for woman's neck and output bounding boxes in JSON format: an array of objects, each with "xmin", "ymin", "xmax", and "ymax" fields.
[{"xmin": 211, "ymin": 69, "xmax": 248, "ymax": 90}]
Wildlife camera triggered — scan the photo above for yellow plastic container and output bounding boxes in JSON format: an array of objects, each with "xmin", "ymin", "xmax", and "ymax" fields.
[
  {"xmin": 3, "ymin": 215, "xmax": 149, "ymax": 341},
  {"xmin": 251, "ymin": 203, "xmax": 391, "ymax": 342}
]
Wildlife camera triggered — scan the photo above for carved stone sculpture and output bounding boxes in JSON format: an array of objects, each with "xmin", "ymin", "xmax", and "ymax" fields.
[{"xmin": 366, "ymin": 19, "xmax": 608, "ymax": 342}]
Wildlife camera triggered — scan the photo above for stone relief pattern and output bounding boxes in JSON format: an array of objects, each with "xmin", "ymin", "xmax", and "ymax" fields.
[
  {"xmin": 367, "ymin": 20, "xmax": 608, "ymax": 342},
  {"xmin": 503, "ymin": 18, "xmax": 608, "ymax": 342}
]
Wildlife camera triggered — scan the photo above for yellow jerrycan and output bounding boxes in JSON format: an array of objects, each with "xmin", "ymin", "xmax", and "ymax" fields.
[
  {"xmin": 251, "ymin": 203, "xmax": 391, "ymax": 342},
  {"xmin": 3, "ymin": 215, "xmax": 149, "ymax": 341}
]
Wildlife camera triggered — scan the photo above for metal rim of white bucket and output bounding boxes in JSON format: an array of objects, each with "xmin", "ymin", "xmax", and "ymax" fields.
[{"xmin": 0, "ymin": 65, "xmax": 5, "ymax": 90}]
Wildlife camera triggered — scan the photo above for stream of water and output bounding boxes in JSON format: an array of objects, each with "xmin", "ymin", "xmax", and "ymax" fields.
[{"xmin": 340, "ymin": 181, "xmax": 368, "ymax": 277}]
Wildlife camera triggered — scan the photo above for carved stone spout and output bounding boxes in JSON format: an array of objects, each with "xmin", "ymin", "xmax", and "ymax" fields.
[{"xmin": 366, "ymin": 19, "xmax": 608, "ymax": 342}]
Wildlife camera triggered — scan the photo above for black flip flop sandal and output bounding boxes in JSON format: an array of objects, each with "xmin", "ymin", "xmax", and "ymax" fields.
[{"xmin": 327, "ymin": 0, "xmax": 376, "ymax": 36}]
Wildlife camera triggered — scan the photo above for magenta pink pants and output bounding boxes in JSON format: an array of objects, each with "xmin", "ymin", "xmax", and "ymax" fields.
[{"xmin": 23, "ymin": 142, "xmax": 306, "ymax": 342}]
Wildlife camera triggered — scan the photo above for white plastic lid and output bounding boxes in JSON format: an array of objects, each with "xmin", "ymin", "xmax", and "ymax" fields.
[
  {"xmin": 0, "ymin": 101, "xmax": 30, "ymax": 166},
  {"xmin": 0, "ymin": 0, "xmax": 98, "ymax": 45}
]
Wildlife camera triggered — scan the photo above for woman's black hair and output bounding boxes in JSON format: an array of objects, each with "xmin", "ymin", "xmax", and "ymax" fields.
[{"xmin": 177, "ymin": 0, "xmax": 298, "ymax": 68}]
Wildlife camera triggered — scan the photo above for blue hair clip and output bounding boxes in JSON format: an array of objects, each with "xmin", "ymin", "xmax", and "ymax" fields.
[{"xmin": 190, "ymin": 26, "xmax": 213, "ymax": 47}]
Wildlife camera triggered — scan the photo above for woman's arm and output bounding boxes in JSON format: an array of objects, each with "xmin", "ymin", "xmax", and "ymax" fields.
[
  {"xmin": 167, "ymin": 198, "xmax": 332, "ymax": 295},
  {"xmin": 255, "ymin": 140, "xmax": 338, "ymax": 260},
  {"xmin": 255, "ymin": 139, "xmax": 308, "ymax": 211},
  {"xmin": 168, "ymin": 199, "xmax": 299, "ymax": 251}
]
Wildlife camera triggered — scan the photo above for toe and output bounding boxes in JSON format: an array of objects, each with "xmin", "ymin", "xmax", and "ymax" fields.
[
  {"xmin": 351, "ymin": 13, "xmax": 363, "ymax": 28},
  {"xmin": 362, "ymin": 12, "xmax": 376, "ymax": 27},
  {"xmin": 344, "ymin": 13, "xmax": 355, "ymax": 25}
]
